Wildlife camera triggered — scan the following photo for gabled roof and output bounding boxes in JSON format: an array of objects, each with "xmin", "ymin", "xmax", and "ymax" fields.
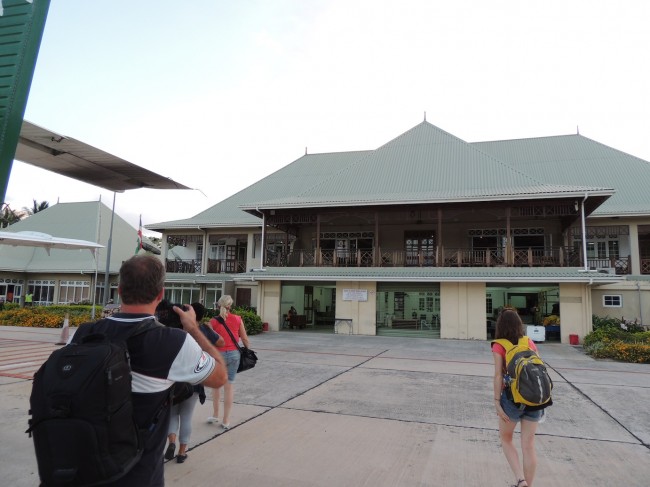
[
  {"xmin": 239, "ymin": 122, "xmax": 613, "ymax": 211},
  {"xmin": 472, "ymin": 134, "xmax": 650, "ymax": 217},
  {"xmin": 0, "ymin": 201, "xmax": 157, "ymax": 273}
]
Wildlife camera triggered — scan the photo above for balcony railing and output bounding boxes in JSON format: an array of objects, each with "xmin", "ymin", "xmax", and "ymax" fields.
[
  {"xmin": 641, "ymin": 257, "xmax": 650, "ymax": 275},
  {"xmin": 264, "ymin": 247, "xmax": 631, "ymax": 274},
  {"xmin": 166, "ymin": 259, "xmax": 202, "ymax": 273},
  {"xmin": 207, "ymin": 258, "xmax": 246, "ymax": 274},
  {"xmin": 166, "ymin": 249, "xmax": 634, "ymax": 274},
  {"xmin": 166, "ymin": 258, "xmax": 246, "ymax": 274}
]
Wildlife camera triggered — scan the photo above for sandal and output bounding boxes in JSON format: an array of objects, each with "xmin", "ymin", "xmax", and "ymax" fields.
[
  {"xmin": 511, "ymin": 480, "xmax": 528, "ymax": 487},
  {"xmin": 177, "ymin": 454, "xmax": 188, "ymax": 464}
]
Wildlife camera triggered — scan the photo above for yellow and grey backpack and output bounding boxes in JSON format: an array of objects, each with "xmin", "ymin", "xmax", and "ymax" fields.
[{"xmin": 493, "ymin": 337, "xmax": 553, "ymax": 408}]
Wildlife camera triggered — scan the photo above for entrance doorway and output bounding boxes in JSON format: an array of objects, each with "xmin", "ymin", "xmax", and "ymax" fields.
[
  {"xmin": 486, "ymin": 284, "xmax": 560, "ymax": 340},
  {"xmin": 280, "ymin": 282, "xmax": 336, "ymax": 332},
  {"xmin": 376, "ymin": 283, "xmax": 440, "ymax": 338}
]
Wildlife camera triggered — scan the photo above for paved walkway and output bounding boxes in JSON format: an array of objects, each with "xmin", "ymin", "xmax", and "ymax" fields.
[{"xmin": 1, "ymin": 325, "xmax": 649, "ymax": 486}]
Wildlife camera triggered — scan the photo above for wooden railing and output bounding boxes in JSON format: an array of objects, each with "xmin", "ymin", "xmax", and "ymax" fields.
[
  {"xmin": 166, "ymin": 259, "xmax": 202, "ymax": 273},
  {"xmin": 166, "ymin": 258, "xmax": 246, "ymax": 274},
  {"xmin": 641, "ymin": 257, "xmax": 650, "ymax": 275},
  {"xmin": 263, "ymin": 247, "xmax": 632, "ymax": 273}
]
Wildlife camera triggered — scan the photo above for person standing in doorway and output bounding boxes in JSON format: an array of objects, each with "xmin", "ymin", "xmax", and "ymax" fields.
[
  {"xmin": 492, "ymin": 308, "xmax": 544, "ymax": 487},
  {"xmin": 207, "ymin": 295, "xmax": 250, "ymax": 429},
  {"xmin": 24, "ymin": 291, "xmax": 33, "ymax": 307}
]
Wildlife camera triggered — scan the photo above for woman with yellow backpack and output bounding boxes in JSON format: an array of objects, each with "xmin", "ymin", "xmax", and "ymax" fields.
[{"xmin": 492, "ymin": 308, "xmax": 550, "ymax": 487}]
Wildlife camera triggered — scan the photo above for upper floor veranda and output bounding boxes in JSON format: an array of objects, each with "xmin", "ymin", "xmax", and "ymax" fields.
[{"xmin": 161, "ymin": 201, "xmax": 650, "ymax": 276}]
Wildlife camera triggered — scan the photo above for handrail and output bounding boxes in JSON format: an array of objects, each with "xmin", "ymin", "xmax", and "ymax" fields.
[{"xmin": 263, "ymin": 247, "xmax": 631, "ymax": 273}]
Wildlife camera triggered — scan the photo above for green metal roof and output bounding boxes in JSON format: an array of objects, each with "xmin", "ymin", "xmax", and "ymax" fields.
[
  {"xmin": 472, "ymin": 135, "xmax": 650, "ymax": 217},
  {"xmin": 146, "ymin": 150, "xmax": 372, "ymax": 231},
  {"xmin": 0, "ymin": 201, "xmax": 156, "ymax": 273},
  {"xmin": 233, "ymin": 266, "xmax": 623, "ymax": 284},
  {"xmin": 148, "ymin": 120, "xmax": 650, "ymax": 232},
  {"xmin": 239, "ymin": 122, "xmax": 613, "ymax": 211}
]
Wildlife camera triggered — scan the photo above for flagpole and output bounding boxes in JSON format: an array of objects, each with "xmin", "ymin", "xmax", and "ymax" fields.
[{"xmin": 136, "ymin": 214, "xmax": 143, "ymax": 254}]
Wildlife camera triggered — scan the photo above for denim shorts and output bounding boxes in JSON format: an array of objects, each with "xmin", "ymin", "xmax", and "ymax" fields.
[
  {"xmin": 222, "ymin": 350, "xmax": 240, "ymax": 383},
  {"xmin": 499, "ymin": 391, "xmax": 545, "ymax": 423}
]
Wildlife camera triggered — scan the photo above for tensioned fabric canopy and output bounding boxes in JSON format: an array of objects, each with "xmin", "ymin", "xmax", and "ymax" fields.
[{"xmin": 0, "ymin": 230, "xmax": 103, "ymax": 255}]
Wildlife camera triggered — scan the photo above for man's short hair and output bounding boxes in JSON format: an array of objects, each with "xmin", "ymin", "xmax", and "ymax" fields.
[{"xmin": 119, "ymin": 255, "xmax": 166, "ymax": 305}]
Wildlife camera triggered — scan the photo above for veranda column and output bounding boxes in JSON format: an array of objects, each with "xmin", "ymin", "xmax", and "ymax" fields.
[
  {"xmin": 316, "ymin": 214, "xmax": 321, "ymax": 266},
  {"xmin": 437, "ymin": 208, "xmax": 442, "ymax": 267},
  {"xmin": 506, "ymin": 207, "xmax": 512, "ymax": 266}
]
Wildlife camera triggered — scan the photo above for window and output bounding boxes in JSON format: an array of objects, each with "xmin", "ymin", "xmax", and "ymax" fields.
[
  {"xmin": 59, "ymin": 280, "xmax": 90, "ymax": 304},
  {"xmin": 603, "ymin": 295, "xmax": 622, "ymax": 307},
  {"xmin": 405, "ymin": 231, "xmax": 436, "ymax": 266},
  {"xmin": 164, "ymin": 283, "xmax": 201, "ymax": 305},
  {"xmin": 486, "ymin": 294, "xmax": 493, "ymax": 314},
  {"xmin": 210, "ymin": 241, "xmax": 226, "ymax": 260},
  {"xmin": 204, "ymin": 284, "xmax": 223, "ymax": 310},
  {"xmin": 28, "ymin": 280, "xmax": 56, "ymax": 305},
  {"xmin": 96, "ymin": 281, "xmax": 119, "ymax": 305},
  {"xmin": 419, "ymin": 292, "xmax": 435, "ymax": 312}
]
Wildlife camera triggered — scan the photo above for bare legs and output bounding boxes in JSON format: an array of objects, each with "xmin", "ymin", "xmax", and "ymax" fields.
[
  {"xmin": 499, "ymin": 418, "xmax": 538, "ymax": 486},
  {"xmin": 211, "ymin": 387, "xmax": 220, "ymax": 419},
  {"xmin": 520, "ymin": 420, "xmax": 538, "ymax": 485},
  {"xmin": 211, "ymin": 382, "xmax": 234, "ymax": 426}
]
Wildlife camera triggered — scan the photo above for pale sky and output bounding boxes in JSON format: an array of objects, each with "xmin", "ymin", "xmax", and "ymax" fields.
[{"xmin": 7, "ymin": 0, "xmax": 650, "ymax": 236}]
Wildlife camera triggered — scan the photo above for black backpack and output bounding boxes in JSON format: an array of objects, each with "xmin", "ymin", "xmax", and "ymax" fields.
[{"xmin": 26, "ymin": 318, "xmax": 160, "ymax": 486}]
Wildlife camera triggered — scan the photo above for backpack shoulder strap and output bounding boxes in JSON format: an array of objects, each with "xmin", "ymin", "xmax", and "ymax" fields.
[
  {"xmin": 216, "ymin": 315, "xmax": 243, "ymax": 352},
  {"xmin": 492, "ymin": 338, "xmax": 513, "ymax": 352},
  {"xmin": 128, "ymin": 317, "xmax": 161, "ymax": 338},
  {"xmin": 518, "ymin": 336, "xmax": 531, "ymax": 349},
  {"xmin": 72, "ymin": 317, "xmax": 160, "ymax": 345}
]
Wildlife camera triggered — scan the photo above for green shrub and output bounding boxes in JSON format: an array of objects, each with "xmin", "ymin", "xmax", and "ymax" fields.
[
  {"xmin": 585, "ymin": 315, "xmax": 650, "ymax": 363},
  {"xmin": 0, "ymin": 305, "xmax": 101, "ymax": 328},
  {"xmin": 233, "ymin": 307, "xmax": 263, "ymax": 335},
  {"xmin": 198, "ymin": 306, "xmax": 262, "ymax": 335}
]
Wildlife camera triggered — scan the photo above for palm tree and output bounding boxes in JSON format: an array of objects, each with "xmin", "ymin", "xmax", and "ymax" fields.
[
  {"xmin": 0, "ymin": 204, "xmax": 20, "ymax": 228},
  {"xmin": 23, "ymin": 199, "xmax": 49, "ymax": 216}
]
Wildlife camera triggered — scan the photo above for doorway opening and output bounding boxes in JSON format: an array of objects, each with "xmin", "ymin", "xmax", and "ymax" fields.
[{"xmin": 280, "ymin": 282, "xmax": 336, "ymax": 332}]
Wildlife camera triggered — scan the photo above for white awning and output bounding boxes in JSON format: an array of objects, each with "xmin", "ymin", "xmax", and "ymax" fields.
[{"xmin": 0, "ymin": 230, "xmax": 103, "ymax": 255}]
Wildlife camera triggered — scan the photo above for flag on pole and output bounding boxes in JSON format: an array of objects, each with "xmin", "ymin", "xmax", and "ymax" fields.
[{"xmin": 135, "ymin": 215, "xmax": 143, "ymax": 254}]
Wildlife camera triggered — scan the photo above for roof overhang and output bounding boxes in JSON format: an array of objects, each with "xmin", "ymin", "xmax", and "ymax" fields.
[
  {"xmin": 15, "ymin": 120, "xmax": 190, "ymax": 192},
  {"xmin": 229, "ymin": 266, "xmax": 624, "ymax": 284},
  {"xmin": 240, "ymin": 190, "xmax": 614, "ymax": 216},
  {"xmin": 145, "ymin": 222, "xmax": 262, "ymax": 232}
]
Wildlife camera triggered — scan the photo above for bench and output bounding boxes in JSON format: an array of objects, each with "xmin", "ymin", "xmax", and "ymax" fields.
[{"xmin": 391, "ymin": 319, "xmax": 418, "ymax": 329}]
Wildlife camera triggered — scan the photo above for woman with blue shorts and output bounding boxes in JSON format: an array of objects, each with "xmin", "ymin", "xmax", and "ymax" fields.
[
  {"xmin": 492, "ymin": 309, "xmax": 544, "ymax": 487},
  {"xmin": 207, "ymin": 295, "xmax": 250, "ymax": 430}
]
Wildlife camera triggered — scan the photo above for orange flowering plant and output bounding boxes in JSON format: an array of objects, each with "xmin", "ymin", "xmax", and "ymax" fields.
[{"xmin": 0, "ymin": 305, "xmax": 99, "ymax": 328}]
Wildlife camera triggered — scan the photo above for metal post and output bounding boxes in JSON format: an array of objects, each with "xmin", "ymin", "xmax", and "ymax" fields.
[{"xmin": 102, "ymin": 192, "xmax": 116, "ymax": 305}]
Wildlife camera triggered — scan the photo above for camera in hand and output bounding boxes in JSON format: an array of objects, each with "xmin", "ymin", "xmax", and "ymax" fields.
[{"xmin": 155, "ymin": 299, "xmax": 189, "ymax": 328}]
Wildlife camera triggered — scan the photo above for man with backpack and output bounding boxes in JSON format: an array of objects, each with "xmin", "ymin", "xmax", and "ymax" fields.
[{"xmin": 29, "ymin": 255, "xmax": 228, "ymax": 486}]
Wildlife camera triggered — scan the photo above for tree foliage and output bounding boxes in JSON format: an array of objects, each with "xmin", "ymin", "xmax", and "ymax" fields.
[
  {"xmin": 0, "ymin": 204, "xmax": 20, "ymax": 228},
  {"xmin": 23, "ymin": 199, "xmax": 49, "ymax": 216}
]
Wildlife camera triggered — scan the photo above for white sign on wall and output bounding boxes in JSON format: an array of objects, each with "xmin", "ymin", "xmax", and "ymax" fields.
[{"xmin": 342, "ymin": 289, "xmax": 368, "ymax": 302}]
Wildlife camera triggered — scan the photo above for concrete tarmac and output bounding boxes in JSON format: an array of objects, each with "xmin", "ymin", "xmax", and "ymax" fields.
[{"xmin": 1, "ymin": 325, "xmax": 649, "ymax": 486}]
